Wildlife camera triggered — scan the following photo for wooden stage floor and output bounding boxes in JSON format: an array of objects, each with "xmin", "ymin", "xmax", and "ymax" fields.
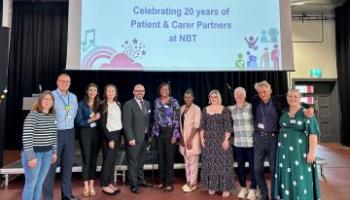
[{"xmin": 0, "ymin": 143, "xmax": 349, "ymax": 200}]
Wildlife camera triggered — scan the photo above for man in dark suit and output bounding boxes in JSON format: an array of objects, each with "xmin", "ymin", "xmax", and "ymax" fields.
[{"xmin": 123, "ymin": 84, "xmax": 152, "ymax": 193}]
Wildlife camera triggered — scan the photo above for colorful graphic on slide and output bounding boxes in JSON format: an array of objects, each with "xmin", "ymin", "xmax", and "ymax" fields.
[
  {"xmin": 81, "ymin": 29, "xmax": 145, "ymax": 70},
  {"xmin": 78, "ymin": 0, "xmax": 285, "ymax": 71}
]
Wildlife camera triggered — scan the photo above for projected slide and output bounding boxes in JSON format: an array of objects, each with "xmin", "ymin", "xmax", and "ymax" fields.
[{"xmin": 69, "ymin": 0, "xmax": 291, "ymax": 71}]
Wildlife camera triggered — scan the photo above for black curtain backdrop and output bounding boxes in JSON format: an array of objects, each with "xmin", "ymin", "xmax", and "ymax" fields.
[
  {"xmin": 6, "ymin": 2, "xmax": 288, "ymax": 149},
  {"xmin": 336, "ymin": 1, "xmax": 350, "ymax": 146},
  {"xmin": 1, "ymin": 0, "xmax": 3, "ymax": 24}
]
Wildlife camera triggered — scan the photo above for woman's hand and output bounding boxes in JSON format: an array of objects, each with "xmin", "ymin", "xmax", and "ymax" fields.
[
  {"xmin": 186, "ymin": 139, "xmax": 193, "ymax": 150},
  {"xmin": 94, "ymin": 112, "xmax": 101, "ymax": 120},
  {"xmin": 109, "ymin": 141, "xmax": 115, "ymax": 149},
  {"xmin": 51, "ymin": 154, "xmax": 57, "ymax": 164},
  {"xmin": 171, "ymin": 137, "xmax": 177, "ymax": 144},
  {"xmin": 200, "ymin": 137, "xmax": 205, "ymax": 148},
  {"xmin": 222, "ymin": 140, "xmax": 230, "ymax": 151},
  {"xmin": 28, "ymin": 158, "xmax": 37, "ymax": 169},
  {"xmin": 307, "ymin": 152, "xmax": 316, "ymax": 164}
]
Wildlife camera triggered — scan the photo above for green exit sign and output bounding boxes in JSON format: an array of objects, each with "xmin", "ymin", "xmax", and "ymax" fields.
[{"xmin": 309, "ymin": 69, "xmax": 322, "ymax": 78}]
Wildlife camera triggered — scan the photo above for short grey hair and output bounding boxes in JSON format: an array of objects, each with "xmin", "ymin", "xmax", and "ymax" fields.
[
  {"xmin": 254, "ymin": 80, "xmax": 271, "ymax": 91},
  {"xmin": 234, "ymin": 87, "xmax": 246, "ymax": 97},
  {"xmin": 287, "ymin": 88, "xmax": 302, "ymax": 99}
]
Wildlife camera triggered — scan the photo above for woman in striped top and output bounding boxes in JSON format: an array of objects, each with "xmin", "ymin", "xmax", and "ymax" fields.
[{"xmin": 21, "ymin": 90, "xmax": 57, "ymax": 200}]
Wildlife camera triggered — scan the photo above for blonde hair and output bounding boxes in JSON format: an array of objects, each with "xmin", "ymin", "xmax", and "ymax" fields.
[
  {"xmin": 32, "ymin": 90, "xmax": 55, "ymax": 114},
  {"xmin": 254, "ymin": 80, "xmax": 271, "ymax": 91},
  {"xmin": 208, "ymin": 89, "xmax": 222, "ymax": 105}
]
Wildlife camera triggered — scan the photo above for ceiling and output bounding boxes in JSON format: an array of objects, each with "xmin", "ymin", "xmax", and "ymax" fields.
[{"xmin": 291, "ymin": 0, "xmax": 347, "ymax": 16}]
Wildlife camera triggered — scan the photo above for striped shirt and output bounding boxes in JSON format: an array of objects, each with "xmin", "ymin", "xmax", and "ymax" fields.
[
  {"xmin": 22, "ymin": 111, "xmax": 57, "ymax": 160},
  {"xmin": 230, "ymin": 102, "xmax": 254, "ymax": 147}
]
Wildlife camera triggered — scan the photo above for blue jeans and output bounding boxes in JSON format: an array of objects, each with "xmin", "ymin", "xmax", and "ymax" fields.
[
  {"xmin": 22, "ymin": 150, "xmax": 52, "ymax": 200},
  {"xmin": 234, "ymin": 146, "xmax": 257, "ymax": 189},
  {"xmin": 43, "ymin": 129, "xmax": 75, "ymax": 200},
  {"xmin": 253, "ymin": 133, "xmax": 277, "ymax": 200}
]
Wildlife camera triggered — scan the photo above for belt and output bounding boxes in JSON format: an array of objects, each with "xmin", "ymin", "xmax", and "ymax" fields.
[{"xmin": 256, "ymin": 131, "xmax": 277, "ymax": 137}]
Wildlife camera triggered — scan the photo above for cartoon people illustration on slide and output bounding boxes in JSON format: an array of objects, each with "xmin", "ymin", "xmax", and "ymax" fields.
[
  {"xmin": 244, "ymin": 36, "xmax": 259, "ymax": 50},
  {"xmin": 260, "ymin": 30, "xmax": 269, "ymax": 43},
  {"xmin": 247, "ymin": 51, "xmax": 257, "ymax": 69},
  {"xmin": 260, "ymin": 47, "xmax": 270, "ymax": 69},
  {"xmin": 268, "ymin": 28, "xmax": 279, "ymax": 43},
  {"xmin": 271, "ymin": 44, "xmax": 279, "ymax": 70},
  {"xmin": 235, "ymin": 53, "xmax": 246, "ymax": 69}
]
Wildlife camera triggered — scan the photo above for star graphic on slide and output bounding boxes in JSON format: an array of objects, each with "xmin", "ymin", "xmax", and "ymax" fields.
[{"xmin": 133, "ymin": 38, "xmax": 138, "ymax": 44}]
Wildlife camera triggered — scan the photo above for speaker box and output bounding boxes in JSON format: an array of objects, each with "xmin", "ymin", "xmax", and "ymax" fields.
[{"xmin": 0, "ymin": 27, "xmax": 10, "ymax": 168}]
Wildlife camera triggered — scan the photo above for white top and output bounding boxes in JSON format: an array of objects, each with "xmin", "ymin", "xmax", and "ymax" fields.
[{"xmin": 106, "ymin": 102, "xmax": 122, "ymax": 132}]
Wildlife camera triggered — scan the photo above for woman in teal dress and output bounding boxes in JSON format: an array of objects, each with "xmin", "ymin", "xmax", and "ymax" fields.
[{"xmin": 274, "ymin": 89, "xmax": 321, "ymax": 200}]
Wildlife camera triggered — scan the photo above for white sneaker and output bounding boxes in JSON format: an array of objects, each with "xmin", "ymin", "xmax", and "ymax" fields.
[
  {"xmin": 183, "ymin": 185, "xmax": 197, "ymax": 193},
  {"xmin": 237, "ymin": 187, "xmax": 248, "ymax": 199},
  {"xmin": 247, "ymin": 189, "xmax": 257, "ymax": 200},
  {"xmin": 182, "ymin": 183, "xmax": 189, "ymax": 190}
]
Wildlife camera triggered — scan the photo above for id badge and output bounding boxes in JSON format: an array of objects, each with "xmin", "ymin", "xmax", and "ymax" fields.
[
  {"xmin": 290, "ymin": 119, "xmax": 296, "ymax": 124},
  {"xmin": 90, "ymin": 122, "xmax": 97, "ymax": 128},
  {"xmin": 68, "ymin": 114, "xmax": 72, "ymax": 119},
  {"xmin": 258, "ymin": 123, "xmax": 265, "ymax": 129}
]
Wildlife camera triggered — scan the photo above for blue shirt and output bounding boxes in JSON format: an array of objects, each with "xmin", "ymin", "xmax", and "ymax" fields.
[
  {"xmin": 254, "ymin": 100, "xmax": 278, "ymax": 132},
  {"xmin": 53, "ymin": 89, "xmax": 78, "ymax": 130}
]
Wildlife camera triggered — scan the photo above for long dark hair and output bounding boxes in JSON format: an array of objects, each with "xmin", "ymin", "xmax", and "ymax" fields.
[
  {"xmin": 102, "ymin": 84, "xmax": 118, "ymax": 114},
  {"xmin": 84, "ymin": 83, "xmax": 100, "ymax": 112}
]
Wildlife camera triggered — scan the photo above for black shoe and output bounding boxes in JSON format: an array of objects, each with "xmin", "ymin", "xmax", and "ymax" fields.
[
  {"xmin": 131, "ymin": 186, "xmax": 140, "ymax": 193},
  {"xmin": 138, "ymin": 180, "xmax": 152, "ymax": 187},
  {"xmin": 102, "ymin": 189, "xmax": 117, "ymax": 196},
  {"xmin": 61, "ymin": 196, "xmax": 80, "ymax": 200}
]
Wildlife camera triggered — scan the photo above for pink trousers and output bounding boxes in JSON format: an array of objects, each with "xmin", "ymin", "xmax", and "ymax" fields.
[{"xmin": 184, "ymin": 155, "xmax": 199, "ymax": 185}]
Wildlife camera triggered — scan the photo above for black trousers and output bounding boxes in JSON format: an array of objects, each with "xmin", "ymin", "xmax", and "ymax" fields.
[
  {"xmin": 126, "ymin": 136, "xmax": 147, "ymax": 188},
  {"xmin": 100, "ymin": 130, "xmax": 121, "ymax": 187},
  {"xmin": 79, "ymin": 127, "xmax": 100, "ymax": 181},
  {"xmin": 156, "ymin": 127, "xmax": 175, "ymax": 186}
]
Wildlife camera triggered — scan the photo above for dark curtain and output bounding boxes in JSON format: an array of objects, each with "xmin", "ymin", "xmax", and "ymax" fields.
[
  {"xmin": 6, "ymin": 2, "xmax": 68, "ymax": 149},
  {"xmin": 1, "ymin": 0, "xmax": 3, "ymax": 24},
  {"xmin": 336, "ymin": 1, "xmax": 350, "ymax": 146},
  {"xmin": 6, "ymin": 2, "xmax": 288, "ymax": 149}
]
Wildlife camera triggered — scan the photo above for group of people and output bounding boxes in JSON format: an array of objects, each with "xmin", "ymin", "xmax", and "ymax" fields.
[{"xmin": 21, "ymin": 73, "xmax": 321, "ymax": 200}]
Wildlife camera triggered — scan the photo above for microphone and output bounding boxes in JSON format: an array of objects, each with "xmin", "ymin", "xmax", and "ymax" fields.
[
  {"xmin": 226, "ymin": 83, "xmax": 232, "ymax": 91},
  {"xmin": 38, "ymin": 84, "xmax": 42, "ymax": 93}
]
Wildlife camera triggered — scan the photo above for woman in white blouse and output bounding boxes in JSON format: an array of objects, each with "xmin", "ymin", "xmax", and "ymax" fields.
[{"xmin": 99, "ymin": 84, "xmax": 122, "ymax": 195}]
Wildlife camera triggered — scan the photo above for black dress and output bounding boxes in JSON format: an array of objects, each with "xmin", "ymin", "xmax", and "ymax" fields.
[{"xmin": 200, "ymin": 107, "xmax": 235, "ymax": 191}]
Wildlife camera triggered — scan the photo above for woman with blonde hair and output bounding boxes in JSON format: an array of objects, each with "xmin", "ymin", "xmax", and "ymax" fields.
[
  {"xmin": 21, "ymin": 91, "xmax": 57, "ymax": 200},
  {"xmin": 200, "ymin": 90, "xmax": 234, "ymax": 197}
]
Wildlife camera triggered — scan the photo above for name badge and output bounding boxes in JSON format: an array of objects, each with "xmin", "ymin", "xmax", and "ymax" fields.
[
  {"xmin": 67, "ymin": 114, "xmax": 72, "ymax": 119},
  {"xmin": 90, "ymin": 122, "xmax": 97, "ymax": 128},
  {"xmin": 258, "ymin": 123, "xmax": 265, "ymax": 129},
  {"xmin": 164, "ymin": 105, "xmax": 169, "ymax": 108},
  {"xmin": 290, "ymin": 119, "xmax": 296, "ymax": 124}
]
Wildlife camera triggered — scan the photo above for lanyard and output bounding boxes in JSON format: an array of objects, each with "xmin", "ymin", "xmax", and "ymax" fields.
[
  {"xmin": 55, "ymin": 90, "xmax": 71, "ymax": 112},
  {"xmin": 260, "ymin": 100, "xmax": 272, "ymax": 124}
]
